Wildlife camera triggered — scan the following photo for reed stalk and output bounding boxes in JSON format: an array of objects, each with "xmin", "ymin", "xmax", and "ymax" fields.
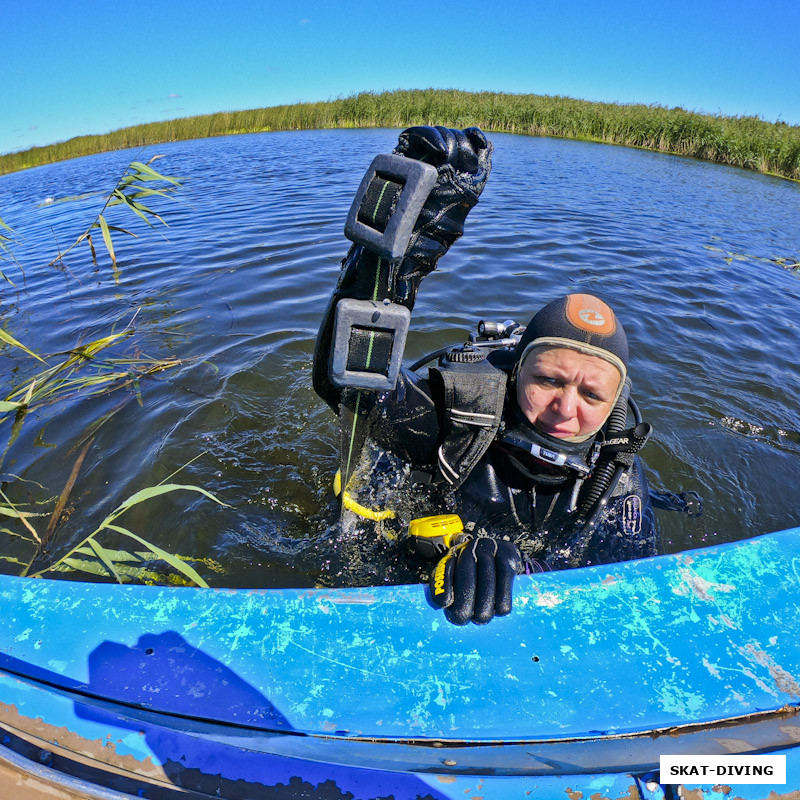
[
  {"xmin": 47, "ymin": 155, "xmax": 183, "ymax": 279},
  {"xmin": 0, "ymin": 215, "xmax": 22, "ymax": 284}
]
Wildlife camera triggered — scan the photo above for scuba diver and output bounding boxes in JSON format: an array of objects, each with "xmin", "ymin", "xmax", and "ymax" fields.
[{"xmin": 313, "ymin": 126, "xmax": 659, "ymax": 626}]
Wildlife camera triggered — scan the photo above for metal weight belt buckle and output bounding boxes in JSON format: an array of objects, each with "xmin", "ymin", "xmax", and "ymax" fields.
[
  {"xmin": 344, "ymin": 154, "xmax": 438, "ymax": 260},
  {"xmin": 330, "ymin": 298, "xmax": 411, "ymax": 390}
]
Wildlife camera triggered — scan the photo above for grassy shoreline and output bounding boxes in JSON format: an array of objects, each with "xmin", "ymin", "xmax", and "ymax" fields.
[{"xmin": 2, "ymin": 89, "xmax": 799, "ymax": 181}]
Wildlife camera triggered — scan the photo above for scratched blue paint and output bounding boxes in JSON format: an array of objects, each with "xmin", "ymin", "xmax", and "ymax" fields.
[
  {"xmin": 0, "ymin": 665, "xmax": 659, "ymax": 798},
  {"xmin": 2, "ymin": 528, "xmax": 799, "ymax": 742},
  {"xmin": 1, "ymin": 529, "xmax": 800, "ymax": 795},
  {"xmin": 0, "ymin": 670, "xmax": 457, "ymax": 799}
]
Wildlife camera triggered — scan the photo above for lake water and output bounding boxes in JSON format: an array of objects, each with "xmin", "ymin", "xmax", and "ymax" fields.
[{"xmin": 1, "ymin": 129, "xmax": 799, "ymax": 588}]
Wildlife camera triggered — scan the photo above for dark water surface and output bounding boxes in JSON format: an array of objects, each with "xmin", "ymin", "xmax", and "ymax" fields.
[{"xmin": 1, "ymin": 130, "xmax": 799, "ymax": 587}]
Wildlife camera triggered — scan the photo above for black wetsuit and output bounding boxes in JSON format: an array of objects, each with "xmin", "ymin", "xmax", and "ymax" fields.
[
  {"xmin": 316, "ymin": 357, "xmax": 659, "ymax": 572},
  {"xmin": 311, "ymin": 125, "xmax": 658, "ymax": 575}
]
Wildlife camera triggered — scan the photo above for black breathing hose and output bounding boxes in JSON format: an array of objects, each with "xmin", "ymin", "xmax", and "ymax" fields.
[
  {"xmin": 577, "ymin": 380, "xmax": 632, "ymax": 518},
  {"xmin": 409, "ymin": 347, "xmax": 454, "ymax": 372}
]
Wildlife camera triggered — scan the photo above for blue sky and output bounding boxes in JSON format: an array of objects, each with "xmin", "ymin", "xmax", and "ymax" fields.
[{"xmin": 4, "ymin": 0, "xmax": 799, "ymax": 155}]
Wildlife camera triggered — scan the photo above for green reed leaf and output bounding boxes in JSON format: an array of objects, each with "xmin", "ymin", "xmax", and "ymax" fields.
[
  {"xmin": 0, "ymin": 329, "xmax": 47, "ymax": 363},
  {"xmin": 98, "ymin": 215, "xmax": 116, "ymax": 266},
  {"xmin": 61, "ymin": 556, "xmax": 115, "ymax": 578},
  {"xmin": 104, "ymin": 482, "xmax": 228, "ymax": 525},
  {"xmin": 76, "ymin": 545, "xmax": 141, "ymax": 562},
  {"xmin": 129, "ymin": 187, "xmax": 175, "ymax": 200},
  {"xmin": 118, "ymin": 196, "xmax": 155, "ymax": 227},
  {"xmin": 86, "ymin": 537, "xmax": 123, "ymax": 583},
  {"xmin": 76, "ymin": 331, "xmax": 130, "ymax": 357},
  {"xmin": 0, "ymin": 506, "xmax": 47, "ymax": 519},
  {"xmin": 128, "ymin": 161, "xmax": 183, "ymax": 185},
  {"xmin": 103, "ymin": 523, "xmax": 209, "ymax": 588},
  {"xmin": 106, "ymin": 225, "xmax": 138, "ymax": 237},
  {"xmin": 0, "ymin": 527, "xmax": 37, "ymax": 543},
  {"xmin": 128, "ymin": 199, "xmax": 166, "ymax": 226}
]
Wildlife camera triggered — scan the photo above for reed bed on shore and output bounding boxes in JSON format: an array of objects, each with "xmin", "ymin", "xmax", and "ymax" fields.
[{"xmin": 2, "ymin": 89, "xmax": 799, "ymax": 181}]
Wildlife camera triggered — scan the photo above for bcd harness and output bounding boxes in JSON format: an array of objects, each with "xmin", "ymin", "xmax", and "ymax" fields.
[
  {"xmin": 425, "ymin": 354, "xmax": 508, "ymax": 490},
  {"xmin": 418, "ymin": 352, "xmax": 652, "ymax": 518},
  {"xmin": 337, "ymin": 349, "xmax": 651, "ymax": 524}
]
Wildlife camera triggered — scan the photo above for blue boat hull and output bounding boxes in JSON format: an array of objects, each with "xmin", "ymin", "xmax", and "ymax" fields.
[{"xmin": 2, "ymin": 528, "xmax": 799, "ymax": 798}]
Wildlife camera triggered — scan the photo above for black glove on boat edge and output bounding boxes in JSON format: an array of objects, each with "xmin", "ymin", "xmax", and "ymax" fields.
[{"xmin": 429, "ymin": 536, "xmax": 526, "ymax": 626}]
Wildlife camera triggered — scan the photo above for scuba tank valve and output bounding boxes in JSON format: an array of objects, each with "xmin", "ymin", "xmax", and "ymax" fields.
[
  {"xmin": 410, "ymin": 318, "xmax": 523, "ymax": 372},
  {"xmin": 477, "ymin": 319, "xmax": 520, "ymax": 340}
]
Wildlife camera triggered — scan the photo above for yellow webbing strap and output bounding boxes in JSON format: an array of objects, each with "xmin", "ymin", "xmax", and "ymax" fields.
[{"xmin": 333, "ymin": 469, "xmax": 396, "ymax": 522}]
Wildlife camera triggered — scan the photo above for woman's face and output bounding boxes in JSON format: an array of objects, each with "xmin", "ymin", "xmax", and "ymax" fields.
[{"xmin": 516, "ymin": 346, "xmax": 621, "ymax": 440}]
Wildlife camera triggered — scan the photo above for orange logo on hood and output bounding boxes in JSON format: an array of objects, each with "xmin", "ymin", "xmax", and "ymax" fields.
[{"xmin": 566, "ymin": 294, "xmax": 616, "ymax": 335}]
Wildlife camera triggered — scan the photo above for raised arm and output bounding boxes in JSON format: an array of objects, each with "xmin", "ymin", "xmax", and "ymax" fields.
[{"xmin": 312, "ymin": 126, "xmax": 493, "ymax": 411}]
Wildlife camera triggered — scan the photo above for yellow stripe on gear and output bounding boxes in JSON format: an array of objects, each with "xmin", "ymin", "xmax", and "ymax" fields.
[
  {"xmin": 333, "ymin": 469, "xmax": 396, "ymax": 522},
  {"xmin": 432, "ymin": 552, "xmax": 451, "ymax": 596}
]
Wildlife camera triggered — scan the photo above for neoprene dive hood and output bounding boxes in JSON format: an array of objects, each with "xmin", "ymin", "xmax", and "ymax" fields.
[
  {"xmin": 500, "ymin": 294, "xmax": 630, "ymax": 483},
  {"xmin": 515, "ymin": 293, "xmax": 628, "ymax": 381}
]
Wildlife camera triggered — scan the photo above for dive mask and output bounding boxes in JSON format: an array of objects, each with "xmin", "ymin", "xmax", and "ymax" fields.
[{"xmin": 497, "ymin": 404, "xmax": 599, "ymax": 484}]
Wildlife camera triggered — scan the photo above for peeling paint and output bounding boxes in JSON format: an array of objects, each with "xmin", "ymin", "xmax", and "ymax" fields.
[
  {"xmin": 656, "ymin": 682, "xmax": 705, "ymax": 717},
  {"xmin": 588, "ymin": 788, "xmax": 639, "ymax": 800},
  {"xmin": 673, "ymin": 569, "xmax": 736, "ymax": 602},
  {"xmin": 681, "ymin": 788, "xmax": 800, "ymax": 800},
  {"xmin": 330, "ymin": 594, "xmax": 377, "ymax": 605},
  {"xmin": 742, "ymin": 644, "xmax": 800, "ymax": 698},
  {"xmin": 0, "ymin": 700, "xmax": 166, "ymax": 780},
  {"xmin": 536, "ymin": 591, "xmax": 564, "ymax": 608},
  {"xmin": 703, "ymin": 658, "xmax": 723, "ymax": 679}
]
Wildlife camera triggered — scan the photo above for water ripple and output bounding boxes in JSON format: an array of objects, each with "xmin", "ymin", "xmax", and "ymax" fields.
[{"xmin": 1, "ymin": 130, "xmax": 799, "ymax": 585}]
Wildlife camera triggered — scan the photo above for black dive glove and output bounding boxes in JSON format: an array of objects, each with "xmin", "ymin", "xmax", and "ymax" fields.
[
  {"xmin": 429, "ymin": 536, "xmax": 525, "ymax": 626},
  {"xmin": 389, "ymin": 126, "xmax": 493, "ymax": 304}
]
